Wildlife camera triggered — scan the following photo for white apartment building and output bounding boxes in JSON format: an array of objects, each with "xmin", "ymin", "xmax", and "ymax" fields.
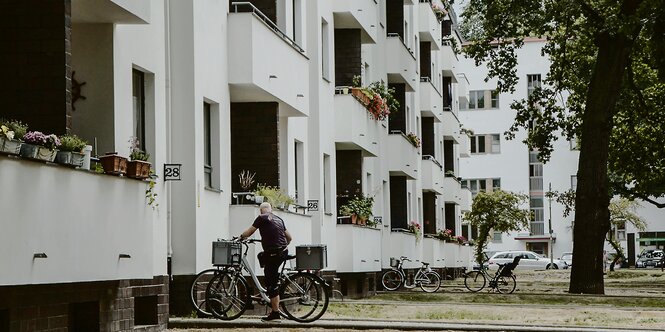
[
  {"xmin": 0, "ymin": 0, "xmax": 473, "ymax": 330},
  {"xmin": 459, "ymin": 39, "xmax": 665, "ymax": 264}
]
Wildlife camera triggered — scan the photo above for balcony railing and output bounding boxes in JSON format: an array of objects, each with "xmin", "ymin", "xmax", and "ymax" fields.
[
  {"xmin": 230, "ymin": 2, "xmax": 305, "ymax": 53},
  {"xmin": 422, "ymin": 155, "xmax": 442, "ymax": 168}
]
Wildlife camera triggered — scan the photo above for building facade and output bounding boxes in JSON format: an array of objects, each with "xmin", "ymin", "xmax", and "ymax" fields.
[
  {"xmin": 458, "ymin": 39, "xmax": 665, "ymax": 264},
  {"xmin": 0, "ymin": 0, "xmax": 473, "ymax": 330}
]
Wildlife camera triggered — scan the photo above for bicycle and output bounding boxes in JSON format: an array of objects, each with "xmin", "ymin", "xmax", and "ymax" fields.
[
  {"xmin": 464, "ymin": 256, "xmax": 521, "ymax": 294},
  {"xmin": 205, "ymin": 238, "xmax": 330, "ymax": 322},
  {"xmin": 381, "ymin": 256, "xmax": 441, "ymax": 293}
]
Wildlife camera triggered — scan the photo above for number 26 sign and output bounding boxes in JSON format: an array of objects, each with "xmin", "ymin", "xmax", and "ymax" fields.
[{"xmin": 164, "ymin": 164, "xmax": 182, "ymax": 181}]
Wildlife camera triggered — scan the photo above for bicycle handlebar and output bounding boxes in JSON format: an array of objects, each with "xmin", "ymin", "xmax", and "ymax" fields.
[{"xmin": 400, "ymin": 256, "xmax": 411, "ymax": 262}]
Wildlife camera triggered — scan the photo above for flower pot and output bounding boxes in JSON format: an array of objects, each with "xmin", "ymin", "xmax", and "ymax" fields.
[
  {"xmin": 19, "ymin": 143, "xmax": 57, "ymax": 162},
  {"xmin": 127, "ymin": 160, "xmax": 151, "ymax": 179},
  {"xmin": 358, "ymin": 215, "xmax": 367, "ymax": 226},
  {"xmin": 99, "ymin": 153, "xmax": 128, "ymax": 175},
  {"xmin": 55, "ymin": 151, "xmax": 86, "ymax": 168},
  {"xmin": 351, "ymin": 88, "xmax": 371, "ymax": 106},
  {"xmin": 0, "ymin": 137, "xmax": 22, "ymax": 155},
  {"xmin": 351, "ymin": 214, "xmax": 358, "ymax": 224}
]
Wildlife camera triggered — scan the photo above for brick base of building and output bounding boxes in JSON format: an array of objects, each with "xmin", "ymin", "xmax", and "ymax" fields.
[
  {"xmin": 336, "ymin": 272, "xmax": 379, "ymax": 299},
  {"xmin": 0, "ymin": 276, "xmax": 168, "ymax": 332}
]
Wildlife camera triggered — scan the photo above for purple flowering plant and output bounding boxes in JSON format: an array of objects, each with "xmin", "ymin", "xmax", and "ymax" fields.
[{"xmin": 23, "ymin": 131, "xmax": 61, "ymax": 150}]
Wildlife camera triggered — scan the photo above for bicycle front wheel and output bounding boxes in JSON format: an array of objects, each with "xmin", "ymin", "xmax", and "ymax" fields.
[
  {"xmin": 280, "ymin": 272, "xmax": 329, "ymax": 323},
  {"xmin": 496, "ymin": 275, "xmax": 517, "ymax": 294},
  {"xmin": 381, "ymin": 269, "xmax": 403, "ymax": 291},
  {"xmin": 464, "ymin": 271, "xmax": 486, "ymax": 292},
  {"xmin": 419, "ymin": 272, "xmax": 441, "ymax": 293},
  {"xmin": 190, "ymin": 268, "xmax": 217, "ymax": 317},
  {"xmin": 205, "ymin": 271, "xmax": 249, "ymax": 320}
]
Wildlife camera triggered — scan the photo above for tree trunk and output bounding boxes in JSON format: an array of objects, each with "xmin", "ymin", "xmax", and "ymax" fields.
[{"xmin": 569, "ymin": 33, "xmax": 635, "ymax": 294}]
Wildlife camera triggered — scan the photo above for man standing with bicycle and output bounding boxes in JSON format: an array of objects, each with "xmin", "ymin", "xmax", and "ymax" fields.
[{"xmin": 239, "ymin": 202, "xmax": 293, "ymax": 322}]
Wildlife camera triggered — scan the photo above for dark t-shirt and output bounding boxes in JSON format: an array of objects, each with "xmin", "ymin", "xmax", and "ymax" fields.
[{"xmin": 252, "ymin": 213, "xmax": 288, "ymax": 251}]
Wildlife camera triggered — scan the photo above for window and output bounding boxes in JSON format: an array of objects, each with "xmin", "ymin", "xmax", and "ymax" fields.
[
  {"xmin": 204, "ymin": 102, "xmax": 212, "ymax": 188},
  {"xmin": 529, "ymin": 164, "xmax": 543, "ymax": 177},
  {"xmin": 530, "ymin": 198, "xmax": 544, "ymax": 208},
  {"xmin": 470, "ymin": 135, "xmax": 486, "ymax": 153},
  {"xmin": 491, "ymin": 134, "xmax": 500, "ymax": 153},
  {"xmin": 321, "ymin": 19, "xmax": 330, "ymax": 80},
  {"xmin": 468, "ymin": 90, "xmax": 485, "ymax": 109},
  {"xmin": 492, "ymin": 178, "xmax": 501, "ymax": 190},
  {"xmin": 571, "ymin": 175, "xmax": 578, "ymax": 190},
  {"xmin": 132, "ymin": 69, "xmax": 146, "ymax": 151},
  {"xmin": 491, "ymin": 90, "xmax": 499, "ymax": 108},
  {"xmin": 492, "ymin": 231, "xmax": 502, "ymax": 243},
  {"xmin": 527, "ymin": 74, "xmax": 541, "ymax": 96}
]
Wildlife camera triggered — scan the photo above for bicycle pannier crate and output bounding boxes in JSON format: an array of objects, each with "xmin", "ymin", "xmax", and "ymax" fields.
[
  {"xmin": 296, "ymin": 245, "xmax": 327, "ymax": 270},
  {"xmin": 212, "ymin": 240, "xmax": 242, "ymax": 266}
]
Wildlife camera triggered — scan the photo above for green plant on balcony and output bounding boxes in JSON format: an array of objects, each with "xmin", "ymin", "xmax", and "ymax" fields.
[
  {"xmin": 460, "ymin": 127, "xmax": 475, "ymax": 136},
  {"xmin": 339, "ymin": 195, "xmax": 374, "ymax": 225},
  {"xmin": 436, "ymin": 228, "xmax": 454, "ymax": 242},
  {"xmin": 58, "ymin": 135, "xmax": 87, "ymax": 152},
  {"xmin": 255, "ymin": 184, "xmax": 295, "ymax": 210},
  {"xmin": 55, "ymin": 134, "xmax": 88, "ymax": 167},
  {"xmin": 405, "ymin": 132, "xmax": 421, "ymax": 148},
  {"xmin": 408, "ymin": 221, "xmax": 422, "ymax": 243},
  {"xmin": 127, "ymin": 136, "xmax": 151, "ymax": 180},
  {"xmin": 0, "ymin": 119, "xmax": 27, "ymax": 141},
  {"xmin": 431, "ymin": 2, "xmax": 448, "ymax": 21}
]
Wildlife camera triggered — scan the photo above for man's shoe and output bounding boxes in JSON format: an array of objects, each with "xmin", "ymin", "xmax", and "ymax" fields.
[{"xmin": 261, "ymin": 311, "xmax": 281, "ymax": 322}]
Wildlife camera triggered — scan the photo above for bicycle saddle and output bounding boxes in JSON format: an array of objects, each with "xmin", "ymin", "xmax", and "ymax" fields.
[{"xmin": 422, "ymin": 262, "xmax": 430, "ymax": 266}]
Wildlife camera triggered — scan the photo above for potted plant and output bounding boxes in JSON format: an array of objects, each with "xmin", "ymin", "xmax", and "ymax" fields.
[
  {"xmin": 436, "ymin": 228, "xmax": 454, "ymax": 242},
  {"xmin": 54, "ymin": 134, "xmax": 87, "ymax": 167},
  {"xmin": 99, "ymin": 152, "xmax": 128, "ymax": 175},
  {"xmin": 0, "ymin": 119, "xmax": 27, "ymax": 155},
  {"xmin": 405, "ymin": 132, "xmax": 421, "ymax": 148},
  {"xmin": 127, "ymin": 136, "xmax": 151, "ymax": 180},
  {"xmin": 339, "ymin": 195, "xmax": 373, "ymax": 225},
  {"xmin": 408, "ymin": 221, "xmax": 422, "ymax": 243},
  {"xmin": 254, "ymin": 185, "xmax": 295, "ymax": 210},
  {"xmin": 20, "ymin": 131, "xmax": 60, "ymax": 162}
]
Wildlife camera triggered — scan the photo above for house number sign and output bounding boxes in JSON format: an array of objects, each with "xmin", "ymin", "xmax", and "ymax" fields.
[
  {"xmin": 307, "ymin": 200, "xmax": 319, "ymax": 211},
  {"xmin": 164, "ymin": 164, "xmax": 182, "ymax": 181}
]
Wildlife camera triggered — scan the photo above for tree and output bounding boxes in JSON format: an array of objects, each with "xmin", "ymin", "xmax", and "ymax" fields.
[
  {"xmin": 463, "ymin": 190, "xmax": 531, "ymax": 266},
  {"xmin": 460, "ymin": 0, "xmax": 665, "ymax": 294}
]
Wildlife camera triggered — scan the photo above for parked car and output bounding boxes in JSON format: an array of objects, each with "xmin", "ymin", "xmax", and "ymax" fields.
[
  {"xmin": 488, "ymin": 250, "xmax": 565, "ymax": 270},
  {"xmin": 559, "ymin": 252, "xmax": 573, "ymax": 269},
  {"xmin": 636, "ymin": 250, "xmax": 664, "ymax": 268}
]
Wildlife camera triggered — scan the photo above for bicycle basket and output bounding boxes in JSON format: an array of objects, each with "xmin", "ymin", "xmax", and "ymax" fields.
[
  {"xmin": 212, "ymin": 240, "xmax": 242, "ymax": 266},
  {"xmin": 389, "ymin": 257, "xmax": 400, "ymax": 268}
]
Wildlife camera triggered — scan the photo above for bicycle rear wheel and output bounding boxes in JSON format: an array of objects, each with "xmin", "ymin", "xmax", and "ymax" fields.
[
  {"xmin": 190, "ymin": 268, "xmax": 217, "ymax": 317},
  {"xmin": 380, "ymin": 269, "xmax": 403, "ymax": 291},
  {"xmin": 496, "ymin": 275, "xmax": 517, "ymax": 294},
  {"xmin": 205, "ymin": 271, "xmax": 249, "ymax": 320},
  {"xmin": 464, "ymin": 271, "xmax": 486, "ymax": 292},
  {"xmin": 279, "ymin": 272, "xmax": 329, "ymax": 323},
  {"xmin": 419, "ymin": 272, "xmax": 441, "ymax": 293}
]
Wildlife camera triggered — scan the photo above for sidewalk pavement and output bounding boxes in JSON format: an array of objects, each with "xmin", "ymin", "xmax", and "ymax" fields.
[{"xmin": 169, "ymin": 317, "xmax": 665, "ymax": 332}]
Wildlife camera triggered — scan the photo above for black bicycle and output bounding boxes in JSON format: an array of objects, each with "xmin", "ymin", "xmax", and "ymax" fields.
[{"xmin": 464, "ymin": 256, "xmax": 521, "ymax": 294}]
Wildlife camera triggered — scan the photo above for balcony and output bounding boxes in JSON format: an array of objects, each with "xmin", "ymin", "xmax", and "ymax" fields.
[
  {"xmin": 228, "ymin": 6, "xmax": 309, "ymax": 117},
  {"xmin": 443, "ymin": 175, "xmax": 463, "ymax": 204},
  {"xmin": 385, "ymin": 35, "xmax": 418, "ymax": 91},
  {"xmin": 0, "ymin": 157, "xmax": 154, "ymax": 286},
  {"xmin": 332, "ymin": 0, "xmax": 378, "ymax": 44},
  {"xmin": 442, "ymin": 243, "xmax": 472, "ymax": 268},
  {"xmin": 456, "ymin": 73, "xmax": 470, "ymax": 105},
  {"xmin": 442, "ymin": 109, "xmax": 461, "ymax": 143},
  {"xmin": 384, "ymin": 230, "xmax": 420, "ymax": 269},
  {"xmin": 423, "ymin": 236, "xmax": 445, "ymax": 268},
  {"xmin": 229, "ymin": 205, "xmax": 313, "ymax": 276},
  {"xmin": 419, "ymin": 78, "xmax": 444, "ymax": 122},
  {"xmin": 459, "ymin": 187, "xmax": 472, "ymax": 212},
  {"xmin": 387, "ymin": 132, "xmax": 420, "ymax": 179},
  {"xmin": 421, "ymin": 156, "xmax": 444, "ymax": 194},
  {"xmin": 418, "ymin": 2, "xmax": 442, "ymax": 50},
  {"xmin": 72, "ymin": 0, "xmax": 150, "ymax": 24},
  {"xmin": 336, "ymin": 225, "xmax": 382, "ymax": 272},
  {"xmin": 334, "ymin": 91, "xmax": 382, "ymax": 157},
  {"xmin": 440, "ymin": 41, "xmax": 460, "ymax": 79}
]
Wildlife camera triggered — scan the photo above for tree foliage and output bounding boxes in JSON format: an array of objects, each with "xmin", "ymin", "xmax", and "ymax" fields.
[
  {"xmin": 463, "ymin": 190, "xmax": 530, "ymax": 266},
  {"xmin": 460, "ymin": 0, "xmax": 665, "ymax": 294}
]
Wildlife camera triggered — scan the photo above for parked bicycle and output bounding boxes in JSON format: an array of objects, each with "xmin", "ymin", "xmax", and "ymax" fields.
[
  {"xmin": 204, "ymin": 238, "xmax": 330, "ymax": 322},
  {"xmin": 381, "ymin": 256, "xmax": 441, "ymax": 293},
  {"xmin": 464, "ymin": 255, "xmax": 521, "ymax": 294}
]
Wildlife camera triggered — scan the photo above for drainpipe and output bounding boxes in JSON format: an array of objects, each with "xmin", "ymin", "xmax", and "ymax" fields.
[{"xmin": 165, "ymin": 0, "xmax": 173, "ymax": 261}]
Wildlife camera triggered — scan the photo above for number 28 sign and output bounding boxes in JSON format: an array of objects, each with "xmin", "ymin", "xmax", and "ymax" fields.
[{"xmin": 164, "ymin": 164, "xmax": 182, "ymax": 181}]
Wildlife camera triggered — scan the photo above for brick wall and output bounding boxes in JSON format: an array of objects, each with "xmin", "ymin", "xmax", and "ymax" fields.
[
  {"xmin": 420, "ymin": 42, "xmax": 431, "ymax": 78},
  {"xmin": 230, "ymin": 102, "xmax": 280, "ymax": 192},
  {"xmin": 388, "ymin": 83, "xmax": 406, "ymax": 133},
  {"xmin": 386, "ymin": 0, "xmax": 404, "ymax": 38},
  {"xmin": 0, "ymin": 276, "xmax": 168, "ymax": 332},
  {"xmin": 334, "ymin": 29, "xmax": 361, "ymax": 86},
  {"xmin": 390, "ymin": 175, "xmax": 407, "ymax": 229},
  {"xmin": 335, "ymin": 150, "xmax": 363, "ymax": 213},
  {"xmin": 0, "ymin": 0, "xmax": 71, "ymax": 135},
  {"xmin": 422, "ymin": 117, "xmax": 435, "ymax": 157}
]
